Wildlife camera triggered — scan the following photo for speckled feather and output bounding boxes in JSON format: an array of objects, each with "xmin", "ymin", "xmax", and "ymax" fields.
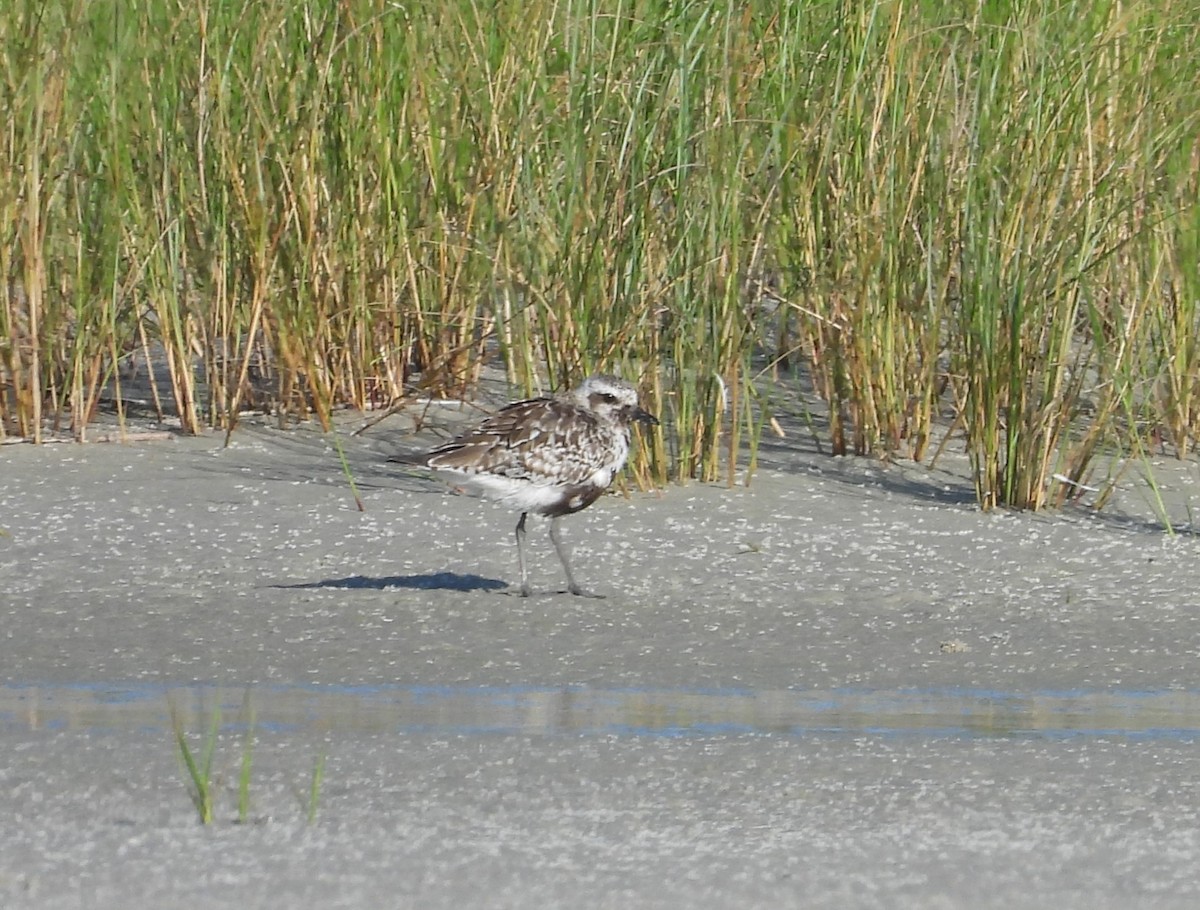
[
  {"xmin": 426, "ymin": 396, "xmax": 625, "ymax": 489},
  {"xmin": 417, "ymin": 375, "xmax": 654, "ymax": 518}
]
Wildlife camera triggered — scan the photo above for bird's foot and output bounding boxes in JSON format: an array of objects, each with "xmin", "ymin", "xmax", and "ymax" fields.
[
  {"xmin": 512, "ymin": 582, "xmax": 604, "ymax": 598},
  {"xmin": 567, "ymin": 585, "xmax": 606, "ymax": 599}
]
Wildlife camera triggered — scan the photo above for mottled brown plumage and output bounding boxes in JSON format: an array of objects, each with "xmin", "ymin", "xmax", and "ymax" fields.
[{"xmin": 406, "ymin": 375, "xmax": 658, "ymax": 596}]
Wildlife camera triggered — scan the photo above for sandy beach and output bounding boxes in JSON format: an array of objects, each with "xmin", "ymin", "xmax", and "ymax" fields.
[{"xmin": 2, "ymin": 413, "xmax": 1200, "ymax": 908}]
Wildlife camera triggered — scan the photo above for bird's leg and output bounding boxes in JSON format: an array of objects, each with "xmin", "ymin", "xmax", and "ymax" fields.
[
  {"xmin": 515, "ymin": 512, "xmax": 532, "ymax": 597},
  {"xmin": 549, "ymin": 516, "xmax": 604, "ymax": 598}
]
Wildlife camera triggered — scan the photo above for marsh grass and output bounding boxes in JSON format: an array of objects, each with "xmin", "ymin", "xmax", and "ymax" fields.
[
  {"xmin": 330, "ymin": 427, "xmax": 365, "ymax": 512},
  {"xmin": 2, "ymin": 0, "xmax": 1198, "ymax": 510}
]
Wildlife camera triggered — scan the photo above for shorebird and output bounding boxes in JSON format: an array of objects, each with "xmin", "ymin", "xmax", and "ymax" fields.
[{"xmin": 401, "ymin": 375, "xmax": 658, "ymax": 597}]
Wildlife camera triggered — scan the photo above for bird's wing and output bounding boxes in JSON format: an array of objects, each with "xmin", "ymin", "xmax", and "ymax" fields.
[{"xmin": 425, "ymin": 398, "xmax": 612, "ymax": 486}]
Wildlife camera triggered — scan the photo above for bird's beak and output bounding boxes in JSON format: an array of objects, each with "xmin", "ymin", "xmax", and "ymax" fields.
[{"xmin": 632, "ymin": 407, "xmax": 659, "ymax": 426}]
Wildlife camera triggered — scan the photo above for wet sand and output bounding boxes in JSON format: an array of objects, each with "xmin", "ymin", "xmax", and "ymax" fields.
[{"xmin": 2, "ymin": 417, "xmax": 1200, "ymax": 908}]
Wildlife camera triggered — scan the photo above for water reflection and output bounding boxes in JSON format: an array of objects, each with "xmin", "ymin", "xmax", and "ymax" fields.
[{"xmin": 3, "ymin": 684, "xmax": 1199, "ymax": 739}]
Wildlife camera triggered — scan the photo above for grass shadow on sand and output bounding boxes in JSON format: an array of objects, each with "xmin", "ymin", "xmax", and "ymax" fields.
[{"xmin": 272, "ymin": 573, "xmax": 508, "ymax": 592}]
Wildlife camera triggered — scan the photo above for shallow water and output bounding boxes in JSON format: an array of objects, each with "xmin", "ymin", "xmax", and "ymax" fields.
[{"xmin": 5, "ymin": 682, "xmax": 1199, "ymax": 740}]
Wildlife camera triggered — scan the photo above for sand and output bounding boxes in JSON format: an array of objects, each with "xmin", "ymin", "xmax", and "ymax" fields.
[{"xmin": 2, "ymin": 412, "xmax": 1200, "ymax": 908}]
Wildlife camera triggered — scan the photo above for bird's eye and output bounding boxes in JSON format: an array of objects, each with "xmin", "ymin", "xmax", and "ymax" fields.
[{"xmin": 601, "ymin": 393, "xmax": 618, "ymax": 404}]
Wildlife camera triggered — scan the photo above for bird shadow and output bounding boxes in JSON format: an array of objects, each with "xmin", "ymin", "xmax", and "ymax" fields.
[{"xmin": 272, "ymin": 572, "xmax": 508, "ymax": 592}]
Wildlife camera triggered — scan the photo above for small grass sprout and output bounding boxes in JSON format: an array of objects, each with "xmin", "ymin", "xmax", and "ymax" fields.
[
  {"xmin": 307, "ymin": 753, "xmax": 326, "ymax": 826},
  {"xmin": 169, "ymin": 699, "xmax": 220, "ymax": 826},
  {"xmin": 168, "ymin": 693, "xmax": 326, "ymax": 826}
]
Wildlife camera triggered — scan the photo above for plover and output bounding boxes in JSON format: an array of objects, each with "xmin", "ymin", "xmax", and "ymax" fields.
[{"xmin": 401, "ymin": 375, "xmax": 658, "ymax": 597}]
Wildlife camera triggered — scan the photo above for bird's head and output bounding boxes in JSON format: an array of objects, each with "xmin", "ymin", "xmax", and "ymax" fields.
[{"xmin": 573, "ymin": 374, "xmax": 659, "ymax": 429}]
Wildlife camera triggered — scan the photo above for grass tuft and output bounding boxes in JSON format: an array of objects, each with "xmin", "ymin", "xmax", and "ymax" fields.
[{"xmin": 169, "ymin": 698, "xmax": 220, "ymax": 826}]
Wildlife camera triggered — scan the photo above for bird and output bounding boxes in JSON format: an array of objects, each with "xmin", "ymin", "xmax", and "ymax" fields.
[{"xmin": 398, "ymin": 374, "xmax": 658, "ymax": 597}]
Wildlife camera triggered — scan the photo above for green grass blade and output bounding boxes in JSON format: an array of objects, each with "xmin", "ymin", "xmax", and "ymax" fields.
[{"xmin": 307, "ymin": 752, "xmax": 326, "ymax": 825}]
